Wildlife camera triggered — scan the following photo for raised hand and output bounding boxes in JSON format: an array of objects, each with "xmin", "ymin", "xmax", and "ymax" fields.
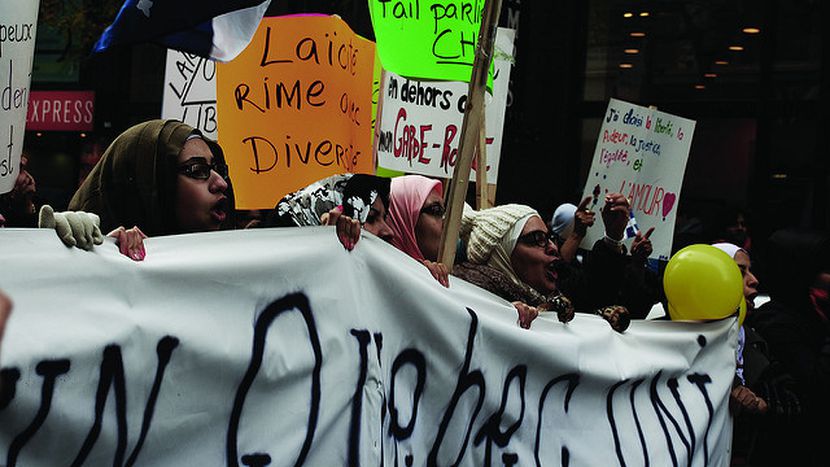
[
  {"xmin": 573, "ymin": 196, "xmax": 596, "ymax": 236},
  {"xmin": 631, "ymin": 226, "xmax": 655, "ymax": 261},
  {"xmin": 601, "ymin": 193, "xmax": 631, "ymax": 241}
]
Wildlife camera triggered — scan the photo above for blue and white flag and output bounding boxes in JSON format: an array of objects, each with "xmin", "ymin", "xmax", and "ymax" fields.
[
  {"xmin": 624, "ymin": 209, "xmax": 641, "ymax": 239},
  {"xmin": 93, "ymin": 0, "xmax": 272, "ymax": 62}
]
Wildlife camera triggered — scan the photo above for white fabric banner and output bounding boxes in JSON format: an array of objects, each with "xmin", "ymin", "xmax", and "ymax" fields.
[
  {"xmin": 0, "ymin": 228, "xmax": 736, "ymax": 466},
  {"xmin": 0, "ymin": 1, "xmax": 39, "ymax": 194},
  {"xmin": 161, "ymin": 50, "xmax": 218, "ymax": 139},
  {"xmin": 581, "ymin": 98, "xmax": 696, "ymax": 260},
  {"xmin": 376, "ymin": 29, "xmax": 514, "ymax": 184}
]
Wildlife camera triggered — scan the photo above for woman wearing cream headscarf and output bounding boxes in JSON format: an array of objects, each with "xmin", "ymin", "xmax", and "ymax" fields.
[
  {"xmin": 454, "ymin": 201, "xmax": 633, "ymax": 332},
  {"xmin": 452, "ymin": 204, "xmax": 575, "ymax": 328}
]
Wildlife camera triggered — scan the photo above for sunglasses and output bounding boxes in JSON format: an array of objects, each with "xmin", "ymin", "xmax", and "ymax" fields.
[
  {"xmin": 420, "ymin": 202, "xmax": 446, "ymax": 218},
  {"xmin": 517, "ymin": 230, "xmax": 555, "ymax": 248},
  {"xmin": 178, "ymin": 157, "xmax": 229, "ymax": 181}
]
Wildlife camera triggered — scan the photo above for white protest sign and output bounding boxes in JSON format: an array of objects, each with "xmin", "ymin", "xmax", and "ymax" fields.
[
  {"xmin": 581, "ymin": 98, "xmax": 696, "ymax": 260},
  {"xmin": 161, "ymin": 50, "xmax": 218, "ymax": 139},
  {"xmin": 0, "ymin": 2, "xmax": 39, "ymax": 194},
  {"xmin": 376, "ymin": 28, "xmax": 514, "ymax": 184},
  {"xmin": 0, "ymin": 228, "xmax": 735, "ymax": 465}
]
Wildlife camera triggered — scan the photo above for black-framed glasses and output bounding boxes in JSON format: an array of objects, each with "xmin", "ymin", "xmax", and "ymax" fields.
[
  {"xmin": 517, "ymin": 230, "xmax": 554, "ymax": 248},
  {"xmin": 420, "ymin": 202, "xmax": 446, "ymax": 218},
  {"xmin": 178, "ymin": 157, "xmax": 228, "ymax": 181}
]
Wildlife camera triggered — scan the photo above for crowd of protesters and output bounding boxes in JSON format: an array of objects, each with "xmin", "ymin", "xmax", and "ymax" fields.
[{"xmin": 1, "ymin": 118, "xmax": 828, "ymax": 466}]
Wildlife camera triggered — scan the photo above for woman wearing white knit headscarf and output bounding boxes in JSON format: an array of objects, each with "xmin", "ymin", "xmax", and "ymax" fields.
[
  {"xmin": 453, "ymin": 203, "xmax": 575, "ymax": 328},
  {"xmin": 454, "ymin": 196, "xmax": 638, "ymax": 332},
  {"xmin": 457, "ymin": 205, "xmax": 554, "ymax": 299}
]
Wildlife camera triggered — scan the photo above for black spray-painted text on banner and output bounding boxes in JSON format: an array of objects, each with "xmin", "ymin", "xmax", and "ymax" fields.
[{"xmin": 2, "ymin": 292, "xmax": 721, "ymax": 466}]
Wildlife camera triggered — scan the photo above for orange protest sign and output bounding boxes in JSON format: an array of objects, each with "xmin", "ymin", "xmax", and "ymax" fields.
[{"xmin": 217, "ymin": 15, "xmax": 376, "ymax": 209}]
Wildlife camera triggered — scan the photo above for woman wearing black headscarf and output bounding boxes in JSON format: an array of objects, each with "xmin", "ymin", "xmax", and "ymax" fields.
[{"xmin": 264, "ymin": 173, "xmax": 393, "ymax": 249}]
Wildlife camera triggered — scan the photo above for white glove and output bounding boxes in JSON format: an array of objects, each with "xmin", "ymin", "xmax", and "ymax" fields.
[{"xmin": 38, "ymin": 205, "xmax": 104, "ymax": 251}]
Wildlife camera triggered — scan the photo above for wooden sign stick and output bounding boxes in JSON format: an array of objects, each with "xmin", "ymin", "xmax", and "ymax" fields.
[
  {"xmin": 438, "ymin": 0, "xmax": 503, "ymax": 268},
  {"xmin": 475, "ymin": 112, "xmax": 489, "ymax": 210}
]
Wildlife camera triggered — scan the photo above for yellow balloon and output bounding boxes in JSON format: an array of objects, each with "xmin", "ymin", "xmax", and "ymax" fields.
[
  {"xmin": 737, "ymin": 297, "xmax": 747, "ymax": 326},
  {"xmin": 664, "ymin": 244, "xmax": 743, "ymax": 322}
]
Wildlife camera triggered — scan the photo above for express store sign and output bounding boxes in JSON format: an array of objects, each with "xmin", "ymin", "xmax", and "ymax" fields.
[{"xmin": 26, "ymin": 90, "xmax": 94, "ymax": 131}]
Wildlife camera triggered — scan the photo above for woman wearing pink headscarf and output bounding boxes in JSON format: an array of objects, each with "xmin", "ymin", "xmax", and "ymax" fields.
[{"xmin": 388, "ymin": 175, "xmax": 449, "ymax": 287}]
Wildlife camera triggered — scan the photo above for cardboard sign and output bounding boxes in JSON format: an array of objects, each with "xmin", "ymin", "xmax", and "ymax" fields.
[
  {"xmin": 0, "ymin": 2, "xmax": 39, "ymax": 193},
  {"xmin": 161, "ymin": 50, "xmax": 218, "ymax": 139},
  {"xmin": 369, "ymin": 0, "xmax": 488, "ymax": 83},
  {"xmin": 0, "ymin": 228, "xmax": 736, "ymax": 466},
  {"xmin": 375, "ymin": 28, "xmax": 513, "ymax": 183},
  {"xmin": 581, "ymin": 99, "xmax": 696, "ymax": 260},
  {"xmin": 216, "ymin": 15, "xmax": 376, "ymax": 209},
  {"xmin": 25, "ymin": 91, "xmax": 94, "ymax": 131}
]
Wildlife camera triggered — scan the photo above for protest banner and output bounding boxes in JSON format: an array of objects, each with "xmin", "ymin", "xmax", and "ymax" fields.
[
  {"xmin": 0, "ymin": 228, "xmax": 736, "ymax": 465},
  {"xmin": 369, "ymin": 0, "xmax": 495, "ymax": 84},
  {"xmin": 376, "ymin": 28, "xmax": 513, "ymax": 184},
  {"xmin": 581, "ymin": 99, "xmax": 696, "ymax": 260},
  {"xmin": 161, "ymin": 50, "xmax": 218, "ymax": 139},
  {"xmin": 216, "ymin": 15, "xmax": 376, "ymax": 209},
  {"xmin": 0, "ymin": 1, "xmax": 39, "ymax": 194}
]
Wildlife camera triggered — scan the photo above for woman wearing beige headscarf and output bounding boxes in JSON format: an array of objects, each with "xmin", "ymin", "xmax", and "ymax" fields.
[{"xmin": 70, "ymin": 119, "xmax": 235, "ymax": 236}]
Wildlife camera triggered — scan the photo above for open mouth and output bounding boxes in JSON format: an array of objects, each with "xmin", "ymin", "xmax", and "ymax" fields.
[
  {"xmin": 211, "ymin": 197, "xmax": 228, "ymax": 223},
  {"xmin": 545, "ymin": 260, "xmax": 560, "ymax": 282}
]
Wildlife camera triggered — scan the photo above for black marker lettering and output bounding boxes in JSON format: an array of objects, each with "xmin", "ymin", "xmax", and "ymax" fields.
[
  {"xmin": 473, "ymin": 365, "xmax": 527, "ymax": 467},
  {"xmin": 534, "ymin": 374, "xmax": 579, "ymax": 467},
  {"xmin": 227, "ymin": 293, "xmax": 322, "ymax": 467},
  {"xmin": 7, "ymin": 360, "xmax": 70, "ymax": 467},
  {"xmin": 348, "ymin": 329, "xmax": 371, "ymax": 467},
  {"xmin": 427, "ymin": 308, "xmax": 485, "ymax": 467}
]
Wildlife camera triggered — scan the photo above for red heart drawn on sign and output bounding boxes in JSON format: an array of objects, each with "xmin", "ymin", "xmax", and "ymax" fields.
[{"xmin": 662, "ymin": 192, "xmax": 677, "ymax": 218}]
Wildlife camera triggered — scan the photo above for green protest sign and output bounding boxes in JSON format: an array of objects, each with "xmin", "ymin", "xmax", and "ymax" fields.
[{"xmin": 369, "ymin": 0, "xmax": 493, "ymax": 85}]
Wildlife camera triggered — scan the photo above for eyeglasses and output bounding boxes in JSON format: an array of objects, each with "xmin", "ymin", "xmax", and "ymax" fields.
[
  {"xmin": 420, "ymin": 202, "xmax": 446, "ymax": 218},
  {"xmin": 178, "ymin": 157, "xmax": 228, "ymax": 181},
  {"xmin": 517, "ymin": 230, "xmax": 555, "ymax": 248}
]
